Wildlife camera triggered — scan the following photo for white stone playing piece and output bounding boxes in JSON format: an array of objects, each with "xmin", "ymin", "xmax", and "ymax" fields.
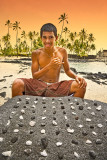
[
  {"xmin": 21, "ymin": 109, "xmax": 25, "ymax": 114},
  {"xmin": 92, "ymin": 131, "xmax": 97, "ymax": 135},
  {"xmin": 71, "ymin": 106, "xmax": 75, "ymax": 110},
  {"xmin": 26, "ymin": 97, "xmax": 30, "ymax": 100},
  {"xmin": 58, "ymin": 98, "xmax": 62, "ymax": 101},
  {"xmin": 70, "ymin": 102, "xmax": 73, "ymax": 105},
  {"xmin": 41, "ymin": 129, "xmax": 45, "ymax": 134},
  {"xmin": 52, "ymin": 120, "xmax": 57, "ymax": 126},
  {"xmin": 13, "ymin": 129, "xmax": 19, "ymax": 133},
  {"xmin": 96, "ymin": 105, "xmax": 102, "ymax": 111},
  {"xmin": 0, "ymin": 137, "xmax": 3, "ymax": 142},
  {"xmin": 2, "ymin": 151, "xmax": 12, "ymax": 157},
  {"xmin": 17, "ymin": 102, "xmax": 20, "ymax": 104},
  {"xmin": 78, "ymin": 124, "xmax": 83, "ymax": 128},
  {"xmin": 74, "ymin": 152, "xmax": 80, "ymax": 158},
  {"xmin": 52, "ymin": 101, "xmax": 55, "ymax": 104},
  {"xmin": 56, "ymin": 142, "xmax": 62, "ymax": 146},
  {"xmin": 19, "ymin": 115, "xmax": 24, "ymax": 120},
  {"xmin": 11, "ymin": 111, "xmax": 15, "ymax": 114},
  {"xmin": 97, "ymin": 124, "xmax": 103, "ymax": 128},
  {"xmin": 52, "ymin": 106, "xmax": 56, "ymax": 109},
  {"xmin": 42, "ymin": 117, "xmax": 46, "ymax": 120},
  {"xmin": 86, "ymin": 140, "xmax": 92, "ymax": 144},
  {"xmin": 64, "ymin": 116, "xmax": 68, "ymax": 120},
  {"xmin": 87, "ymin": 107, "xmax": 91, "ymax": 110},
  {"xmin": 84, "ymin": 102, "xmax": 88, "ymax": 105},
  {"xmin": 40, "ymin": 150, "xmax": 48, "ymax": 157},
  {"xmin": 26, "ymin": 140, "xmax": 32, "ymax": 146},
  {"xmin": 43, "ymin": 97, "xmax": 46, "ymax": 100},
  {"xmin": 72, "ymin": 112, "xmax": 76, "ymax": 115},
  {"xmin": 86, "ymin": 118, "xmax": 91, "ymax": 122},
  {"xmin": 91, "ymin": 112, "xmax": 95, "ymax": 115},
  {"xmin": 67, "ymin": 128, "xmax": 74, "ymax": 133},
  {"xmin": 29, "ymin": 121, "xmax": 36, "ymax": 127},
  {"xmin": 34, "ymin": 101, "xmax": 38, "ymax": 104},
  {"xmin": 32, "ymin": 105, "xmax": 36, "ymax": 108},
  {"xmin": 6, "ymin": 120, "xmax": 10, "ymax": 126}
]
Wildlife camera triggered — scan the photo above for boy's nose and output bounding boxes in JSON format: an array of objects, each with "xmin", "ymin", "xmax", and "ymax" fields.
[{"xmin": 46, "ymin": 38, "xmax": 50, "ymax": 43}]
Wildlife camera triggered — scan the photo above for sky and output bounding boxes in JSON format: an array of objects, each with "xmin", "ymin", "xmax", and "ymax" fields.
[{"xmin": 0, "ymin": 0, "xmax": 107, "ymax": 54}]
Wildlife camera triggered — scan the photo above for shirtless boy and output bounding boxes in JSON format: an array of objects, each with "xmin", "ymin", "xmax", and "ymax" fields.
[{"xmin": 12, "ymin": 23, "xmax": 87, "ymax": 98}]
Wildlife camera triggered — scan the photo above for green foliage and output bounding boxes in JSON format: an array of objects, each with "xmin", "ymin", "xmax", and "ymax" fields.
[{"xmin": 1, "ymin": 18, "xmax": 96, "ymax": 57}]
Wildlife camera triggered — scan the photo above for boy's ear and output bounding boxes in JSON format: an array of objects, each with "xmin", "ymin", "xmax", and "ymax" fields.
[{"xmin": 55, "ymin": 36, "xmax": 58, "ymax": 41}]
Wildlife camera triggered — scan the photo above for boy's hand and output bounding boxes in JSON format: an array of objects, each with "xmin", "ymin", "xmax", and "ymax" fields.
[
  {"xmin": 75, "ymin": 76, "xmax": 87, "ymax": 88},
  {"xmin": 49, "ymin": 52, "xmax": 64, "ymax": 69}
]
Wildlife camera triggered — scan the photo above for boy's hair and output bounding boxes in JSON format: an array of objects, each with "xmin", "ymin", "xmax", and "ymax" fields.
[{"xmin": 40, "ymin": 23, "xmax": 57, "ymax": 37}]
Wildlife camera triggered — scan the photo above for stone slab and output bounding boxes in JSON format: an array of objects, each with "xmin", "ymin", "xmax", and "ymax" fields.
[{"xmin": 0, "ymin": 96, "xmax": 107, "ymax": 160}]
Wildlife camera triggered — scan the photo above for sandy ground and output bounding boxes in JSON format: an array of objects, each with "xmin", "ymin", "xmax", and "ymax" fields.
[{"xmin": 0, "ymin": 57, "xmax": 107, "ymax": 106}]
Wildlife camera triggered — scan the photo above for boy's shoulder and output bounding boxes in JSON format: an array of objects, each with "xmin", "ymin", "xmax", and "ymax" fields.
[
  {"xmin": 32, "ymin": 48, "xmax": 43, "ymax": 55},
  {"xmin": 56, "ymin": 46, "xmax": 67, "ymax": 53}
]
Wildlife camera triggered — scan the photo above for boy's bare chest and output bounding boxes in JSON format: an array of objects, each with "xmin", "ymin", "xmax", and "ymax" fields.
[{"xmin": 38, "ymin": 54, "xmax": 63, "ymax": 68}]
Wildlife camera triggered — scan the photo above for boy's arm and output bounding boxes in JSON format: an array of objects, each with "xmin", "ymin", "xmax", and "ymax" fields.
[
  {"xmin": 62, "ymin": 49, "xmax": 87, "ymax": 88},
  {"xmin": 31, "ymin": 51, "xmax": 50, "ymax": 79}
]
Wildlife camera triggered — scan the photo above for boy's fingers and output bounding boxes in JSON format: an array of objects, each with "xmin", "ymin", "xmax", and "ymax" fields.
[{"xmin": 53, "ymin": 52, "xmax": 55, "ymax": 57}]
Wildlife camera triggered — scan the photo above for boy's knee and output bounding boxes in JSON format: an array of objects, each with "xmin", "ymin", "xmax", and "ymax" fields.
[
  {"xmin": 12, "ymin": 79, "xmax": 24, "ymax": 89},
  {"xmin": 70, "ymin": 80, "xmax": 86, "ymax": 93}
]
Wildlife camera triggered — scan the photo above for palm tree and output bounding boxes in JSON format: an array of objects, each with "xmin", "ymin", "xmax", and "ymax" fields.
[
  {"xmin": 2, "ymin": 34, "xmax": 10, "ymax": 48},
  {"xmin": 88, "ymin": 33, "xmax": 95, "ymax": 44},
  {"xmin": 5, "ymin": 20, "xmax": 12, "ymax": 35},
  {"xmin": 58, "ymin": 13, "xmax": 68, "ymax": 40},
  {"xmin": 13, "ymin": 21, "xmax": 21, "ymax": 56},
  {"xmin": 79, "ymin": 28, "xmax": 87, "ymax": 44},
  {"xmin": 28, "ymin": 31, "xmax": 34, "ymax": 53},
  {"xmin": 63, "ymin": 27, "xmax": 70, "ymax": 41},
  {"xmin": 21, "ymin": 30, "xmax": 28, "ymax": 53},
  {"xmin": 21, "ymin": 30, "xmax": 26, "ymax": 40}
]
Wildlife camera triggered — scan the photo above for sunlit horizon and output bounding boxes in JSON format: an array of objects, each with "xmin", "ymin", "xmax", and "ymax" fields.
[{"xmin": 0, "ymin": 0, "xmax": 107, "ymax": 54}]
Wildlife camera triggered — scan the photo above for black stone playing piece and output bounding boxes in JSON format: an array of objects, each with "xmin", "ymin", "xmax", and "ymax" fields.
[
  {"xmin": 42, "ymin": 101, "xmax": 46, "ymax": 104},
  {"xmin": 53, "ymin": 110, "xmax": 56, "ymax": 114},
  {"xmin": 18, "ymin": 123, "xmax": 23, "ymax": 127},
  {"xmin": 96, "ymin": 139, "xmax": 102, "ymax": 144},
  {"xmin": 66, "ymin": 123, "xmax": 70, "ymax": 127},
  {"xmin": 0, "ymin": 96, "xmax": 107, "ymax": 160},
  {"xmin": 82, "ymin": 130, "xmax": 88, "ymax": 136},
  {"xmin": 63, "ymin": 111, "xmax": 66, "ymax": 114},
  {"xmin": 56, "ymin": 130, "xmax": 60, "ymax": 135},
  {"xmin": 26, "ymin": 101, "xmax": 29, "ymax": 104},
  {"xmin": 89, "ymin": 150, "xmax": 96, "ymax": 159},
  {"xmin": 61, "ymin": 106, "xmax": 65, "ymax": 109},
  {"xmin": 31, "ymin": 116, "xmax": 35, "ymax": 120},
  {"xmin": 41, "ymin": 123, "xmax": 46, "ymax": 127},
  {"xmin": 13, "ymin": 105, "xmax": 19, "ymax": 108},
  {"xmin": 11, "ymin": 137, "xmax": 18, "ymax": 143},
  {"xmin": 53, "ymin": 117, "xmax": 56, "ymax": 120},
  {"xmin": 94, "ymin": 102, "xmax": 97, "ymax": 106},
  {"xmin": 72, "ymin": 139, "xmax": 78, "ymax": 145},
  {"xmin": 90, "ymin": 125, "xmax": 94, "ymax": 129},
  {"xmin": 58, "ymin": 152, "xmax": 64, "ymax": 159},
  {"xmin": 41, "ymin": 137, "xmax": 48, "ymax": 149},
  {"xmin": 29, "ymin": 130, "xmax": 34, "ymax": 134},
  {"xmin": 76, "ymin": 102, "xmax": 79, "ymax": 105},
  {"xmin": 79, "ymin": 105, "xmax": 83, "ymax": 110},
  {"xmin": 2, "ymin": 128, "xmax": 7, "ymax": 134}
]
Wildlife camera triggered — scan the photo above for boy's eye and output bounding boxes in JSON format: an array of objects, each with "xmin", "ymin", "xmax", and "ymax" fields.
[
  {"xmin": 49, "ymin": 36, "xmax": 54, "ymax": 39},
  {"xmin": 43, "ymin": 36, "xmax": 46, "ymax": 39}
]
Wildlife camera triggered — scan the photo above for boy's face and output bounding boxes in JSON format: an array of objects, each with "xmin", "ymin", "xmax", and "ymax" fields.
[{"xmin": 41, "ymin": 31, "xmax": 58, "ymax": 49}]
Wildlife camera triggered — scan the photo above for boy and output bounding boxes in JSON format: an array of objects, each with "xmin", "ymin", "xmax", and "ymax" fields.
[{"xmin": 12, "ymin": 23, "xmax": 87, "ymax": 98}]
